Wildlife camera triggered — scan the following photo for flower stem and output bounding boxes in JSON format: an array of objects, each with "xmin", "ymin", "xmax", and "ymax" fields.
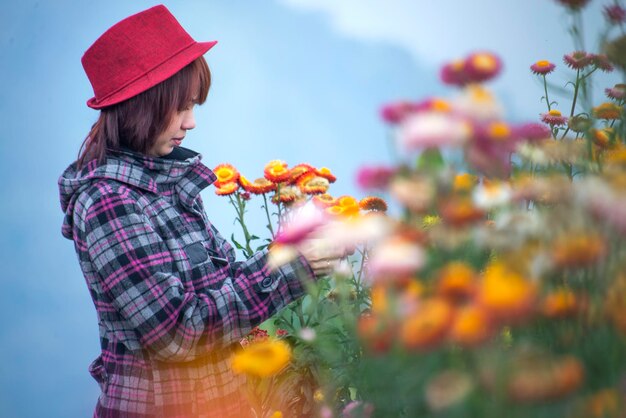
[
  {"xmin": 542, "ymin": 75, "xmax": 552, "ymax": 111},
  {"xmin": 261, "ymin": 193, "xmax": 276, "ymax": 239}
]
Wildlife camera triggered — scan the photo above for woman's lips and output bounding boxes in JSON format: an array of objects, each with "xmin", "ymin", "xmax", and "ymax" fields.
[{"xmin": 172, "ymin": 138, "xmax": 183, "ymax": 146}]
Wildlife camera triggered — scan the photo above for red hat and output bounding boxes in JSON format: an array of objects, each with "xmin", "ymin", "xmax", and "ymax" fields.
[{"xmin": 82, "ymin": 5, "xmax": 217, "ymax": 109}]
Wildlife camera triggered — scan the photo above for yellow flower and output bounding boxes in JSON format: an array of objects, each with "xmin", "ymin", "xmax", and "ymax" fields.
[
  {"xmin": 453, "ymin": 173, "xmax": 478, "ymax": 192},
  {"xmin": 264, "ymin": 160, "xmax": 291, "ymax": 183},
  {"xmin": 214, "ymin": 181, "xmax": 239, "ymax": 196},
  {"xmin": 541, "ymin": 288, "xmax": 578, "ymax": 318},
  {"xmin": 269, "ymin": 412, "xmax": 283, "ymax": 418},
  {"xmin": 450, "ymin": 304, "xmax": 492, "ymax": 346},
  {"xmin": 315, "ymin": 166, "xmax": 337, "ymax": 183},
  {"xmin": 312, "ymin": 193, "xmax": 337, "ymax": 208},
  {"xmin": 231, "ymin": 339, "xmax": 292, "ymax": 378},
  {"xmin": 313, "ymin": 389, "xmax": 325, "ymax": 402},
  {"xmin": 213, "ymin": 163, "xmax": 240, "ymax": 186},
  {"xmin": 477, "ymin": 262, "xmax": 536, "ymax": 322},
  {"xmin": 296, "ymin": 172, "xmax": 329, "ymax": 195},
  {"xmin": 436, "ymin": 262, "xmax": 476, "ymax": 303}
]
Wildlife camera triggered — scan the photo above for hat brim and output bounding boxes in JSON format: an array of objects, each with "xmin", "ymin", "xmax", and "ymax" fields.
[{"xmin": 87, "ymin": 40, "xmax": 217, "ymax": 109}]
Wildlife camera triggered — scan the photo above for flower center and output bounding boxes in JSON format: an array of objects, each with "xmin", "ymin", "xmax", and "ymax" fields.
[
  {"xmin": 549, "ymin": 109, "xmax": 562, "ymax": 116},
  {"xmin": 536, "ymin": 60, "xmax": 550, "ymax": 67}
]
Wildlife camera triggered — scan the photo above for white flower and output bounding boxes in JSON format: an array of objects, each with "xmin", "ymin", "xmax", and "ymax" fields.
[
  {"xmin": 298, "ymin": 327, "xmax": 317, "ymax": 342},
  {"xmin": 398, "ymin": 112, "xmax": 471, "ymax": 150},
  {"xmin": 452, "ymin": 85, "xmax": 504, "ymax": 121},
  {"xmin": 472, "ymin": 181, "xmax": 512, "ymax": 209}
]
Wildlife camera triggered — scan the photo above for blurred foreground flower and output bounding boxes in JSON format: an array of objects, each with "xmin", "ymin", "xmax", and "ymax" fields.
[{"xmin": 231, "ymin": 339, "xmax": 292, "ymax": 378}]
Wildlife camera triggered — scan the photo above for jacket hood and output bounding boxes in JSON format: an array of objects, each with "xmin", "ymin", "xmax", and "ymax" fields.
[{"xmin": 59, "ymin": 147, "xmax": 216, "ymax": 240}]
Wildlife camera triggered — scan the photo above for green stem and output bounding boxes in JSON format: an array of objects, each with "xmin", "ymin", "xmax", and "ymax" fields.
[
  {"xmin": 230, "ymin": 194, "xmax": 254, "ymax": 257},
  {"xmin": 542, "ymin": 74, "xmax": 552, "ymax": 111},
  {"xmin": 261, "ymin": 193, "xmax": 276, "ymax": 239}
]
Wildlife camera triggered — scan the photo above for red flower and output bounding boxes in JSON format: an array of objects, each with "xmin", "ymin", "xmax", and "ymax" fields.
[
  {"xmin": 530, "ymin": 60, "xmax": 556, "ymax": 75},
  {"xmin": 463, "ymin": 51, "xmax": 502, "ymax": 83},
  {"xmin": 604, "ymin": 4, "xmax": 626, "ymax": 24}
]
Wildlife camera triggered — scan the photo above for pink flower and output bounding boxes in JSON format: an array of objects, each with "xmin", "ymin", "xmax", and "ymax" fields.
[
  {"xmin": 604, "ymin": 4, "xmax": 626, "ymax": 24},
  {"xmin": 530, "ymin": 60, "xmax": 556, "ymax": 75},
  {"xmin": 606, "ymin": 83, "xmax": 626, "ymax": 100},
  {"xmin": 343, "ymin": 401, "xmax": 374, "ymax": 418},
  {"xmin": 398, "ymin": 112, "xmax": 471, "ymax": 150},
  {"xmin": 367, "ymin": 238, "xmax": 425, "ymax": 281},
  {"xmin": 440, "ymin": 59, "xmax": 468, "ymax": 86},
  {"xmin": 275, "ymin": 329, "xmax": 289, "ymax": 337},
  {"xmin": 274, "ymin": 206, "xmax": 328, "ymax": 245},
  {"xmin": 380, "ymin": 101, "xmax": 419, "ymax": 124},
  {"xmin": 590, "ymin": 54, "xmax": 614, "ymax": 72},
  {"xmin": 563, "ymin": 51, "xmax": 592, "ymax": 69},
  {"xmin": 541, "ymin": 109, "xmax": 568, "ymax": 126},
  {"xmin": 514, "ymin": 122, "xmax": 552, "ymax": 142},
  {"xmin": 464, "ymin": 51, "xmax": 502, "ymax": 83},
  {"xmin": 355, "ymin": 165, "xmax": 396, "ymax": 190}
]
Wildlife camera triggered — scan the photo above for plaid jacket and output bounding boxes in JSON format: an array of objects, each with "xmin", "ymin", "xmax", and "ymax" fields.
[{"xmin": 59, "ymin": 147, "xmax": 313, "ymax": 417}]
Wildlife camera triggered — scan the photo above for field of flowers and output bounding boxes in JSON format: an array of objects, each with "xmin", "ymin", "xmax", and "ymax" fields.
[{"xmin": 212, "ymin": 1, "xmax": 626, "ymax": 417}]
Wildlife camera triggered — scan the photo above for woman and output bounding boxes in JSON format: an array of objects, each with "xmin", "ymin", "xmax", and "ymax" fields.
[{"xmin": 59, "ymin": 5, "xmax": 336, "ymax": 417}]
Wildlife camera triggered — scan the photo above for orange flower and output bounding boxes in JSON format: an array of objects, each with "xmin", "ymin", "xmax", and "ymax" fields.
[
  {"xmin": 213, "ymin": 163, "xmax": 239, "ymax": 186},
  {"xmin": 477, "ymin": 262, "xmax": 536, "ymax": 322},
  {"xmin": 357, "ymin": 314, "xmax": 395, "ymax": 353},
  {"xmin": 312, "ymin": 193, "xmax": 337, "ymax": 208},
  {"xmin": 552, "ymin": 233, "xmax": 606, "ymax": 269},
  {"xmin": 453, "ymin": 173, "xmax": 478, "ymax": 193},
  {"xmin": 241, "ymin": 176, "xmax": 276, "ymax": 194},
  {"xmin": 400, "ymin": 298, "xmax": 454, "ymax": 350},
  {"xmin": 359, "ymin": 196, "xmax": 388, "ymax": 212},
  {"xmin": 438, "ymin": 197, "xmax": 485, "ymax": 226},
  {"xmin": 287, "ymin": 163, "xmax": 315, "ymax": 184},
  {"xmin": 583, "ymin": 389, "xmax": 621, "ymax": 418},
  {"xmin": 296, "ymin": 172, "xmax": 329, "ymax": 195},
  {"xmin": 436, "ymin": 262, "xmax": 477, "ymax": 303},
  {"xmin": 327, "ymin": 195, "xmax": 360, "ymax": 217},
  {"xmin": 264, "ymin": 160, "xmax": 291, "ymax": 183},
  {"xmin": 541, "ymin": 288, "xmax": 578, "ymax": 318},
  {"xmin": 507, "ymin": 355, "xmax": 584, "ymax": 403},
  {"xmin": 449, "ymin": 304, "xmax": 492, "ymax": 346},
  {"xmin": 315, "ymin": 167, "xmax": 337, "ymax": 183},
  {"xmin": 215, "ymin": 181, "xmax": 239, "ymax": 196},
  {"xmin": 592, "ymin": 102, "xmax": 622, "ymax": 120}
]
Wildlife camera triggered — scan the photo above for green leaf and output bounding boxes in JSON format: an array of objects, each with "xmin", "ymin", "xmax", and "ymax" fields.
[
  {"xmin": 230, "ymin": 233, "xmax": 245, "ymax": 250},
  {"xmin": 416, "ymin": 147, "xmax": 444, "ymax": 172}
]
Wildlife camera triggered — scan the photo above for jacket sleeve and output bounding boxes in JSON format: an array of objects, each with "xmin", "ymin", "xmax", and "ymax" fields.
[{"xmin": 82, "ymin": 190, "xmax": 315, "ymax": 362}]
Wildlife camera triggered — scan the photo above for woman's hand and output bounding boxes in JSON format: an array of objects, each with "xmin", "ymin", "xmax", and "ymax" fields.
[{"xmin": 297, "ymin": 238, "xmax": 347, "ymax": 277}]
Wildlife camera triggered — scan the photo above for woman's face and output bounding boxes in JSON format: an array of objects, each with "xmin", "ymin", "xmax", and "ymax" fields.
[{"xmin": 147, "ymin": 104, "xmax": 197, "ymax": 157}]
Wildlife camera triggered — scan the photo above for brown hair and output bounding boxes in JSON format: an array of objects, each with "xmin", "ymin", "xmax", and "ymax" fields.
[{"xmin": 77, "ymin": 57, "xmax": 211, "ymax": 169}]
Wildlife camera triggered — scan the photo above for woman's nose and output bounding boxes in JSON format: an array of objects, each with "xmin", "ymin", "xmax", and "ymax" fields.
[{"xmin": 182, "ymin": 108, "xmax": 196, "ymax": 130}]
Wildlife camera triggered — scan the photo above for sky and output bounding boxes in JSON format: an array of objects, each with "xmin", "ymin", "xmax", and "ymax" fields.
[{"xmin": 0, "ymin": 1, "xmax": 618, "ymax": 416}]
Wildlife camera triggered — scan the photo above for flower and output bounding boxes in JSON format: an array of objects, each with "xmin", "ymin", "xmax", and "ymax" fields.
[
  {"xmin": 449, "ymin": 304, "xmax": 492, "ymax": 346},
  {"xmin": 541, "ymin": 288, "xmax": 579, "ymax": 318},
  {"xmin": 605, "ymin": 83, "xmax": 626, "ymax": 100},
  {"xmin": 214, "ymin": 181, "xmax": 239, "ymax": 196},
  {"xmin": 367, "ymin": 237, "xmax": 425, "ymax": 281},
  {"xmin": 438, "ymin": 196, "xmax": 485, "ymax": 226},
  {"xmin": 514, "ymin": 122, "xmax": 552, "ymax": 142},
  {"xmin": 590, "ymin": 53, "xmax": 614, "ymax": 72},
  {"xmin": 592, "ymin": 102, "xmax": 622, "ymax": 120},
  {"xmin": 464, "ymin": 51, "xmax": 502, "ymax": 83},
  {"xmin": 326, "ymin": 195, "xmax": 360, "ymax": 217},
  {"xmin": 275, "ymin": 329, "xmax": 288, "ymax": 338},
  {"xmin": 240, "ymin": 175, "xmax": 276, "ymax": 194},
  {"xmin": 554, "ymin": 0, "xmax": 590, "ymax": 10},
  {"xmin": 453, "ymin": 173, "xmax": 478, "ymax": 193},
  {"xmin": 400, "ymin": 297, "xmax": 454, "ymax": 350},
  {"xmin": 563, "ymin": 51, "xmax": 592, "ymax": 69},
  {"xmin": 530, "ymin": 60, "xmax": 556, "ymax": 75},
  {"xmin": 452, "ymin": 85, "xmax": 504, "ymax": 121},
  {"xmin": 315, "ymin": 167, "xmax": 337, "ymax": 183},
  {"xmin": 264, "ymin": 160, "xmax": 291, "ymax": 183},
  {"xmin": 213, "ymin": 163, "xmax": 239, "ymax": 186},
  {"xmin": 389, "ymin": 176, "xmax": 434, "ymax": 213},
  {"xmin": 541, "ymin": 109, "xmax": 568, "ymax": 126},
  {"xmin": 440, "ymin": 59, "xmax": 468, "ymax": 86},
  {"xmin": 296, "ymin": 172, "xmax": 330, "ymax": 195},
  {"xmin": 231, "ymin": 339, "xmax": 292, "ymax": 378},
  {"xmin": 359, "ymin": 196, "xmax": 388, "ymax": 212},
  {"xmin": 298, "ymin": 327, "xmax": 317, "ymax": 342},
  {"xmin": 552, "ymin": 233, "xmax": 606, "ymax": 269},
  {"xmin": 342, "ymin": 401, "xmax": 374, "ymax": 418},
  {"xmin": 472, "ymin": 180, "xmax": 512, "ymax": 209},
  {"xmin": 355, "ymin": 165, "xmax": 396, "ymax": 190},
  {"xmin": 312, "ymin": 193, "xmax": 337, "ymax": 208},
  {"xmin": 606, "ymin": 273, "xmax": 626, "ymax": 335},
  {"xmin": 477, "ymin": 262, "xmax": 536, "ymax": 322},
  {"xmin": 425, "ymin": 370, "xmax": 474, "ymax": 412},
  {"xmin": 287, "ymin": 163, "xmax": 314, "ymax": 183},
  {"xmin": 271, "ymin": 185, "xmax": 301, "ymax": 204},
  {"xmin": 604, "ymin": 4, "xmax": 626, "ymax": 24},
  {"xmin": 398, "ymin": 112, "xmax": 471, "ymax": 150},
  {"xmin": 583, "ymin": 389, "xmax": 621, "ymax": 418},
  {"xmin": 567, "ymin": 115, "xmax": 592, "ymax": 133},
  {"xmin": 274, "ymin": 205, "xmax": 328, "ymax": 245},
  {"xmin": 270, "ymin": 412, "xmax": 283, "ymax": 418},
  {"xmin": 380, "ymin": 100, "xmax": 419, "ymax": 124},
  {"xmin": 357, "ymin": 314, "xmax": 394, "ymax": 353},
  {"xmin": 436, "ymin": 262, "xmax": 477, "ymax": 303}
]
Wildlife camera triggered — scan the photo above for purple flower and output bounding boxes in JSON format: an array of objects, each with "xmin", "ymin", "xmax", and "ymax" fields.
[{"xmin": 604, "ymin": 4, "xmax": 626, "ymax": 24}]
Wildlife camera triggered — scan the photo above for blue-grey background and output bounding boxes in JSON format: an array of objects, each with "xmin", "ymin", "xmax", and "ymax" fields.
[{"xmin": 0, "ymin": 1, "xmax": 617, "ymax": 416}]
